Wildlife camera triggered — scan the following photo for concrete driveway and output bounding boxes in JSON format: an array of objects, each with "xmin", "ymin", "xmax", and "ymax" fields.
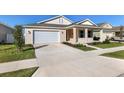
[{"xmin": 33, "ymin": 44, "xmax": 124, "ymax": 77}]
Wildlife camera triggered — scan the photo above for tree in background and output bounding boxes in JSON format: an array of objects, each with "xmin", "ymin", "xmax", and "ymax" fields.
[{"xmin": 13, "ymin": 25, "xmax": 24, "ymax": 51}]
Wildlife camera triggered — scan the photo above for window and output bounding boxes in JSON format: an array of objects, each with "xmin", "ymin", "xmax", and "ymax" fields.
[
  {"xmin": 88, "ymin": 30, "xmax": 93, "ymax": 38},
  {"xmin": 79, "ymin": 30, "xmax": 85, "ymax": 38}
]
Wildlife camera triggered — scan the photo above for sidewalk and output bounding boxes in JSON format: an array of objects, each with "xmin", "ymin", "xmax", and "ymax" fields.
[
  {"xmin": 86, "ymin": 46, "xmax": 124, "ymax": 56},
  {"xmin": 0, "ymin": 59, "xmax": 38, "ymax": 73},
  {"xmin": 86, "ymin": 44, "xmax": 102, "ymax": 50}
]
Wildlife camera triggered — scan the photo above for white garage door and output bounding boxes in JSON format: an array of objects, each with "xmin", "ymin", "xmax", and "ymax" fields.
[{"xmin": 34, "ymin": 31, "xmax": 60, "ymax": 44}]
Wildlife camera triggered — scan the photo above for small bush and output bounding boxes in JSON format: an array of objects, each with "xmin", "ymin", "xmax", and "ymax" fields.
[
  {"xmin": 103, "ymin": 36, "xmax": 110, "ymax": 44},
  {"xmin": 63, "ymin": 42, "xmax": 86, "ymax": 47},
  {"xmin": 25, "ymin": 44, "xmax": 33, "ymax": 47},
  {"xmin": 74, "ymin": 43, "xmax": 83, "ymax": 47},
  {"xmin": 93, "ymin": 36, "xmax": 100, "ymax": 41},
  {"xmin": 89, "ymin": 42, "xmax": 101, "ymax": 45},
  {"xmin": 110, "ymin": 37, "xmax": 115, "ymax": 41},
  {"xmin": 63, "ymin": 42, "xmax": 74, "ymax": 46}
]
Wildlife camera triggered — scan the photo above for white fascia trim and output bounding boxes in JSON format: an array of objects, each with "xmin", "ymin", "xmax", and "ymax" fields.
[
  {"xmin": 23, "ymin": 26, "xmax": 65, "ymax": 29},
  {"xmin": 103, "ymin": 23, "xmax": 113, "ymax": 28},
  {"xmin": 61, "ymin": 15, "xmax": 73, "ymax": 23},
  {"xmin": 76, "ymin": 18, "xmax": 98, "ymax": 26},
  {"xmin": 37, "ymin": 15, "xmax": 60, "ymax": 24}
]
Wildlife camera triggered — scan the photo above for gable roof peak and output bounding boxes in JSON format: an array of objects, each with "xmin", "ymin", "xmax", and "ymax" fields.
[
  {"xmin": 83, "ymin": 18, "xmax": 92, "ymax": 21},
  {"xmin": 37, "ymin": 15, "xmax": 73, "ymax": 24},
  {"xmin": 76, "ymin": 18, "xmax": 97, "ymax": 26},
  {"xmin": 97, "ymin": 22, "xmax": 113, "ymax": 27}
]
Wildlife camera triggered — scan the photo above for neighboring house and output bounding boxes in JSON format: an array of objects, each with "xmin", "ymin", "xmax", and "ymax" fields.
[
  {"xmin": 112, "ymin": 26, "xmax": 124, "ymax": 40},
  {"xmin": 23, "ymin": 15, "xmax": 123, "ymax": 45},
  {"xmin": 0, "ymin": 23, "xmax": 15, "ymax": 43},
  {"xmin": 94, "ymin": 23, "xmax": 115, "ymax": 41}
]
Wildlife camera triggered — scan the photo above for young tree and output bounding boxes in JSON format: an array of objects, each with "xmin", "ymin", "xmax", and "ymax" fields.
[
  {"xmin": 13, "ymin": 25, "xmax": 24, "ymax": 51},
  {"xmin": 120, "ymin": 26, "xmax": 123, "ymax": 40}
]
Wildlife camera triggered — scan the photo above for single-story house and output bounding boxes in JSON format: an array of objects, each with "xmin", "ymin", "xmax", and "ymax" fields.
[
  {"xmin": 93, "ymin": 23, "xmax": 114, "ymax": 41},
  {"xmin": 23, "ymin": 15, "xmax": 124, "ymax": 45},
  {"xmin": 111, "ymin": 26, "xmax": 124, "ymax": 40},
  {"xmin": 0, "ymin": 23, "xmax": 15, "ymax": 43}
]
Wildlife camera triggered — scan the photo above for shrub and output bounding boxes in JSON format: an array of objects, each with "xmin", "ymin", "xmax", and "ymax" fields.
[
  {"xmin": 110, "ymin": 37, "xmax": 115, "ymax": 41},
  {"xmin": 93, "ymin": 36, "xmax": 100, "ymax": 41},
  {"xmin": 89, "ymin": 42, "xmax": 101, "ymax": 45},
  {"xmin": 103, "ymin": 36, "xmax": 110, "ymax": 44},
  {"xmin": 63, "ymin": 42, "xmax": 73, "ymax": 46},
  {"xmin": 63, "ymin": 42, "xmax": 85, "ymax": 47},
  {"xmin": 1, "ymin": 40, "xmax": 5, "ymax": 44},
  {"xmin": 74, "ymin": 43, "xmax": 83, "ymax": 47}
]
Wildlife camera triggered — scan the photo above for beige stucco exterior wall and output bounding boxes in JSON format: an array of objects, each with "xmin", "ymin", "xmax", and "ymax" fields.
[
  {"xmin": 81, "ymin": 21, "xmax": 94, "ymax": 25},
  {"xmin": 78, "ymin": 38, "xmax": 93, "ymax": 44},
  {"xmin": 59, "ymin": 29, "xmax": 66, "ymax": 42},
  {"xmin": 24, "ymin": 28, "xmax": 66, "ymax": 44},
  {"xmin": 67, "ymin": 28, "xmax": 77, "ymax": 44},
  {"xmin": 24, "ymin": 28, "xmax": 34, "ymax": 44}
]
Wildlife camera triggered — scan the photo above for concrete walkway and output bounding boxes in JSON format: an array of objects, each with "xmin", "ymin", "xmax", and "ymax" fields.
[
  {"xmin": 33, "ymin": 44, "xmax": 124, "ymax": 77},
  {"xmin": 86, "ymin": 46, "xmax": 124, "ymax": 56},
  {"xmin": 0, "ymin": 59, "xmax": 38, "ymax": 73},
  {"xmin": 86, "ymin": 44, "xmax": 102, "ymax": 50}
]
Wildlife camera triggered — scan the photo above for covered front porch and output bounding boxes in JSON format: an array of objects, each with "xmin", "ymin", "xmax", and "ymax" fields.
[{"xmin": 66, "ymin": 27, "xmax": 102, "ymax": 44}]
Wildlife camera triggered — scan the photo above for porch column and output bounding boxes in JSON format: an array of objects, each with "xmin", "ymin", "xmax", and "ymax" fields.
[
  {"xmin": 73, "ymin": 28, "xmax": 77, "ymax": 43},
  {"xmin": 100, "ymin": 29, "xmax": 103, "ymax": 42},
  {"xmin": 85, "ymin": 28, "xmax": 88, "ymax": 43}
]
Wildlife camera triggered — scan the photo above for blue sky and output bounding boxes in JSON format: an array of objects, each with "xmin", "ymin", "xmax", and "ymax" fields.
[{"xmin": 0, "ymin": 15, "xmax": 124, "ymax": 27}]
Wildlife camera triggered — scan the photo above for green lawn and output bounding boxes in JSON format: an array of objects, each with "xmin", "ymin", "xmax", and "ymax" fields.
[
  {"xmin": 63, "ymin": 42, "xmax": 96, "ymax": 51},
  {"xmin": 0, "ymin": 44, "xmax": 35, "ymax": 63},
  {"xmin": 0, "ymin": 67, "xmax": 38, "ymax": 77},
  {"xmin": 101, "ymin": 50, "xmax": 124, "ymax": 59},
  {"xmin": 91, "ymin": 42, "xmax": 124, "ymax": 48}
]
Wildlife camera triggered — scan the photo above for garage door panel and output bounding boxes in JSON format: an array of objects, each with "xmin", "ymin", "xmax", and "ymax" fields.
[{"xmin": 34, "ymin": 31, "xmax": 59, "ymax": 44}]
